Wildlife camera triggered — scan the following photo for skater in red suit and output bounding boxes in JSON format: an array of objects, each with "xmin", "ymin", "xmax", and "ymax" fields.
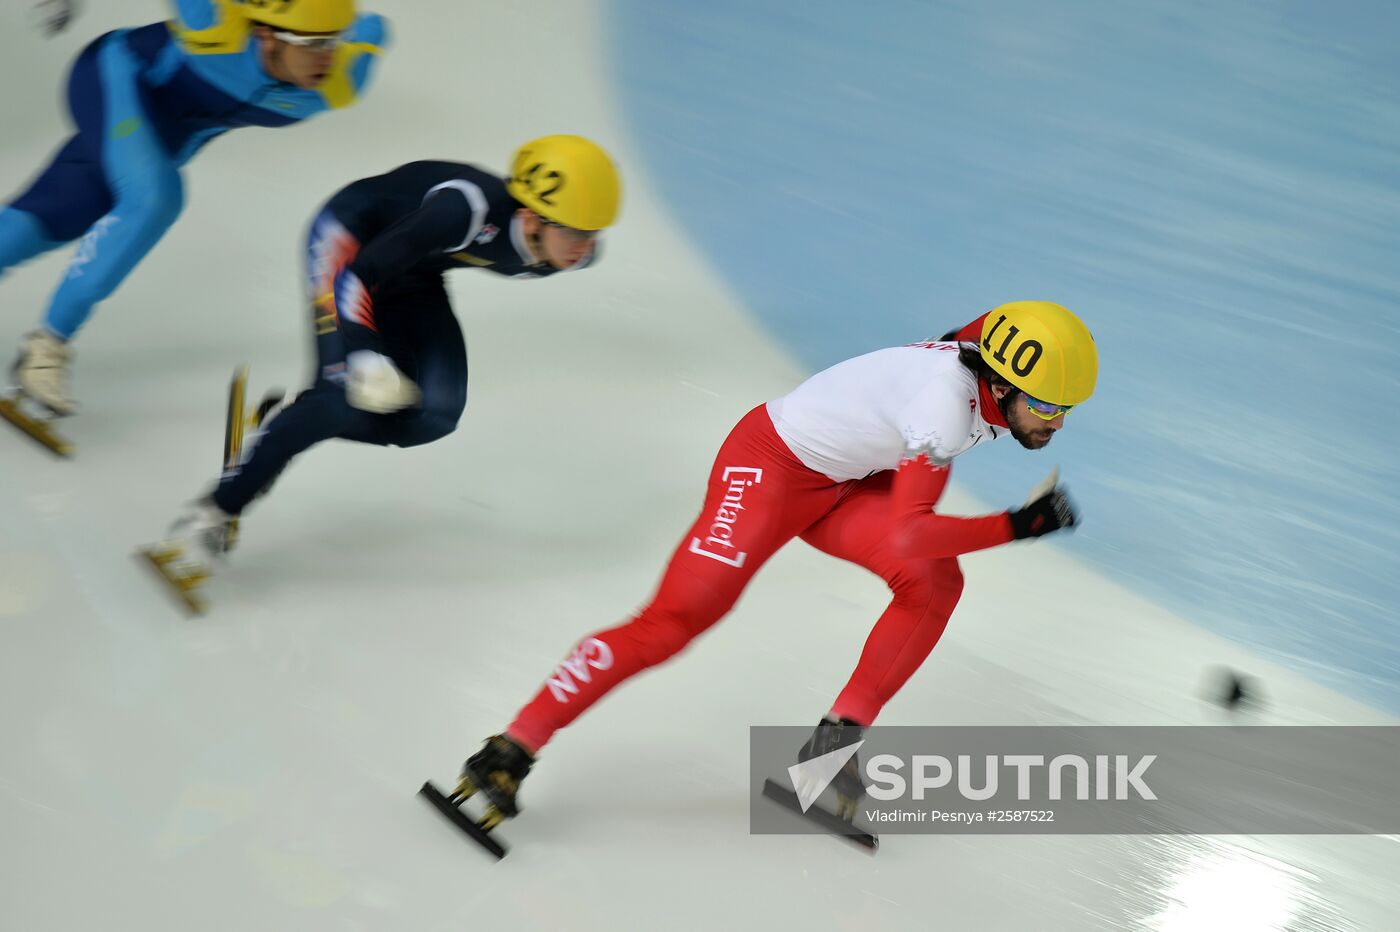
[{"xmin": 441, "ymin": 300, "xmax": 1099, "ymax": 831}]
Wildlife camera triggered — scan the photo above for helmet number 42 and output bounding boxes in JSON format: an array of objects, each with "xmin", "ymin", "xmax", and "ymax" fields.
[{"xmin": 515, "ymin": 162, "xmax": 564, "ymax": 206}]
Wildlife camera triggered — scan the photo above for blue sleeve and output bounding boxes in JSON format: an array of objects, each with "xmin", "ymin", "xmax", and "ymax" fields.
[
  {"xmin": 348, "ymin": 12, "xmax": 390, "ymax": 47},
  {"xmin": 347, "ymin": 13, "xmax": 390, "ymax": 94},
  {"xmin": 171, "ymin": 0, "xmax": 221, "ymax": 30}
]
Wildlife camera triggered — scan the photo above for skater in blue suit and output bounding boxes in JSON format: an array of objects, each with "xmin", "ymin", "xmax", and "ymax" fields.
[{"xmin": 0, "ymin": 0, "xmax": 387, "ymax": 442}]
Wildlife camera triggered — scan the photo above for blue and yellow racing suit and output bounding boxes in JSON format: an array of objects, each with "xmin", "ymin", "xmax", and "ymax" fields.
[{"xmin": 0, "ymin": 1, "xmax": 388, "ymax": 340}]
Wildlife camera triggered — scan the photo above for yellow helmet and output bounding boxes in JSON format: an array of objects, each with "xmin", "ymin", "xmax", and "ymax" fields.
[
  {"xmin": 507, "ymin": 135, "xmax": 621, "ymax": 231},
  {"xmin": 237, "ymin": 0, "xmax": 356, "ymax": 34},
  {"xmin": 979, "ymin": 301, "xmax": 1098, "ymax": 406}
]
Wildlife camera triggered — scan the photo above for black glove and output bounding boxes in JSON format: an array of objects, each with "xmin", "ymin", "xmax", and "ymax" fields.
[{"xmin": 1009, "ymin": 468, "xmax": 1079, "ymax": 539}]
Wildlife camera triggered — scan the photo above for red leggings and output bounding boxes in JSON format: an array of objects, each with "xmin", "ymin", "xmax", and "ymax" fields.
[{"xmin": 507, "ymin": 405, "xmax": 964, "ymax": 751}]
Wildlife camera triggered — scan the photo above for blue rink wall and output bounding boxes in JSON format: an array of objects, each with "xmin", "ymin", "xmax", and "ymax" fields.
[{"xmin": 607, "ymin": 0, "xmax": 1400, "ymax": 710}]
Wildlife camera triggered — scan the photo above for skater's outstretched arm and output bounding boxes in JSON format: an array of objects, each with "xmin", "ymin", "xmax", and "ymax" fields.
[
  {"xmin": 888, "ymin": 454, "xmax": 1016, "ymax": 559},
  {"xmin": 888, "ymin": 370, "xmax": 1075, "ymax": 558},
  {"xmin": 890, "ymin": 454, "xmax": 1078, "ymax": 559},
  {"xmin": 330, "ymin": 190, "xmax": 476, "ymax": 346}
]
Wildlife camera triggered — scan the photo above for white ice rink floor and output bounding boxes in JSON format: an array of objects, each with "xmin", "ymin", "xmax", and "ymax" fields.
[{"xmin": 2, "ymin": 3, "xmax": 1397, "ymax": 929}]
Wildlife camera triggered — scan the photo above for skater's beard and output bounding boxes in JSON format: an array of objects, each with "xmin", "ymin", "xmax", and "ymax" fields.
[{"xmin": 1001, "ymin": 392, "xmax": 1057, "ymax": 450}]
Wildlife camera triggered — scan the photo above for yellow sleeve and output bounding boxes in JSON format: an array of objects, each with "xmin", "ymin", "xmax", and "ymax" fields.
[
  {"xmin": 168, "ymin": 0, "xmax": 251, "ymax": 55},
  {"xmin": 317, "ymin": 41, "xmax": 385, "ymax": 110}
]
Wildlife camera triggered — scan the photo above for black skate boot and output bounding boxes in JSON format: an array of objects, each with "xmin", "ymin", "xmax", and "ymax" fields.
[
  {"xmin": 460, "ymin": 734, "xmax": 535, "ymax": 821},
  {"xmin": 419, "ymin": 734, "xmax": 534, "ymax": 859},
  {"xmin": 798, "ymin": 717, "xmax": 868, "ymax": 820},
  {"xmin": 759, "ymin": 716, "xmax": 878, "ymax": 850}
]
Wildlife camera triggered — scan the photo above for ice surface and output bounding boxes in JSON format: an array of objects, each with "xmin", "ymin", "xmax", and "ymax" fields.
[{"xmin": 1, "ymin": 2, "xmax": 1396, "ymax": 929}]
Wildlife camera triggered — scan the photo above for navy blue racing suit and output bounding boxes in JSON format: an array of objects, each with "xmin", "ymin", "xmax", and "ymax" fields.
[{"xmin": 211, "ymin": 160, "xmax": 599, "ymax": 515}]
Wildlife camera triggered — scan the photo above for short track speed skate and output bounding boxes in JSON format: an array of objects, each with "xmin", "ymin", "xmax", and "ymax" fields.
[
  {"xmin": 0, "ymin": 391, "xmax": 73, "ymax": 456},
  {"xmin": 761, "ymin": 718, "xmax": 879, "ymax": 852},
  {"xmin": 140, "ymin": 366, "xmax": 279, "ymax": 615},
  {"xmin": 420, "ymin": 735, "xmax": 534, "ymax": 860},
  {"xmin": 760, "ymin": 781, "xmax": 879, "ymax": 852},
  {"xmin": 139, "ymin": 538, "xmax": 215, "ymax": 615},
  {"xmin": 1, "ymin": 330, "xmax": 77, "ymax": 456}
]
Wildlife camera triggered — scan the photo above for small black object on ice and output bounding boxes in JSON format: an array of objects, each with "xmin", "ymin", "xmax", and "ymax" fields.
[{"xmin": 1214, "ymin": 667, "xmax": 1260, "ymax": 710}]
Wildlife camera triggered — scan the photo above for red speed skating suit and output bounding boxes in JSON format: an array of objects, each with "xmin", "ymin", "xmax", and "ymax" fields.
[{"xmin": 508, "ymin": 336, "xmax": 1017, "ymax": 751}]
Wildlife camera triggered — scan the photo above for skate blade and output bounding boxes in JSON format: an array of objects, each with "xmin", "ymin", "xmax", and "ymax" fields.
[
  {"xmin": 0, "ymin": 394, "xmax": 74, "ymax": 457},
  {"xmin": 760, "ymin": 779, "xmax": 879, "ymax": 852},
  {"xmin": 223, "ymin": 366, "xmax": 248, "ymax": 472},
  {"xmin": 220, "ymin": 366, "xmax": 251, "ymax": 553},
  {"xmin": 137, "ymin": 546, "xmax": 209, "ymax": 616},
  {"xmin": 418, "ymin": 780, "xmax": 509, "ymax": 859}
]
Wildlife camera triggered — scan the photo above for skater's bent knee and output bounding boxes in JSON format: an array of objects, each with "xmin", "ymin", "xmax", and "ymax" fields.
[
  {"xmin": 391, "ymin": 407, "xmax": 460, "ymax": 448},
  {"xmin": 120, "ymin": 173, "xmax": 184, "ymax": 231},
  {"xmin": 886, "ymin": 559, "xmax": 963, "ymax": 606},
  {"xmin": 622, "ymin": 607, "xmax": 726, "ymax": 666}
]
